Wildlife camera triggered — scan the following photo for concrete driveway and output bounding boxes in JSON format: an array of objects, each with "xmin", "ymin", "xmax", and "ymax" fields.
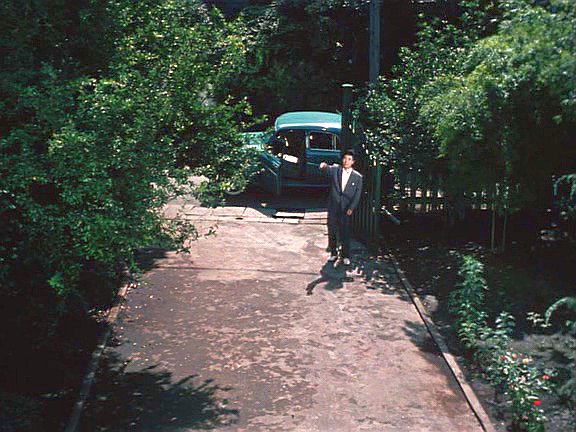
[{"xmin": 80, "ymin": 189, "xmax": 484, "ymax": 432}]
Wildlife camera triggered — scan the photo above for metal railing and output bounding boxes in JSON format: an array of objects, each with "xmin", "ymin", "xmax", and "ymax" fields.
[
  {"xmin": 340, "ymin": 84, "xmax": 382, "ymax": 254},
  {"xmin": 350, "ymin": 122, "xmax": 382, "ymax": 254}
]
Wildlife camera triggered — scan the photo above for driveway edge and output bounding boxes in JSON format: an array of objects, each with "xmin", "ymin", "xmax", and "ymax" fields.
[
  {"xmin": 64, "ymin": 281, "xmax": 135, "ymax": 432},
  {"xmin": 387, "ymin": 252, "xmax": 497, "ymax": 432}
]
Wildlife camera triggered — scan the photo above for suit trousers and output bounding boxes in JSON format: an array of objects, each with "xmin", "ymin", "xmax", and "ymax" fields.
[{"xmin": 328, "ymin": 209, "xmax": 351, "ymax": 258}]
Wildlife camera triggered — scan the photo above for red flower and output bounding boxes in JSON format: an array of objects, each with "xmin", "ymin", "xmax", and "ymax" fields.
[
  {"xmin": 533, "ymin": 400, "xmax": 541, "ymax": 406},
  {"xmin": 512, "ymin": 353, "xmax": 518, "ymax": 359},
  {"xmin": 542, "ymin": 374, "xmax": 550, "ymax": 380},
  {"xmin": 499, "ymin": 355, "xmax": 505, "ymax": 361}
]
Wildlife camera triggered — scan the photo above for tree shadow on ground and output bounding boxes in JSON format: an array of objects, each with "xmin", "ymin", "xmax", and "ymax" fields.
[
  {"xmin": 135, "ymin": 247, "xmax": 171, "ymax": 273},
  {"xmin": 349, "ymin": 252, "xmax": 412, "ymax": 299},
  {"xmin": 402, "ymin": 320, "xmax": 444, "ymax": 356},
  {"xmin": 80, "ymin": 351, "xmax": 238, "ymax": 432}
]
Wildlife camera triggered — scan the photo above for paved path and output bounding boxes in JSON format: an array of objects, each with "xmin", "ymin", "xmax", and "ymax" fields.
[{"xmin": 80, "ymin": 192, "xmax": 484, "ymax": 432}]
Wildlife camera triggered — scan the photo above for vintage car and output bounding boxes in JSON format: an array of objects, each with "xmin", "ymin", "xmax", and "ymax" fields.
[{"xmin": 238, "ymin": 111, "xmax": 343, "ymax": 196}]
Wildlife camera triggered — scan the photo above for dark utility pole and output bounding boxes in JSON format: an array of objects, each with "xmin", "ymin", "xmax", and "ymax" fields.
[
  {"xmin": 341, "ymin": 83, "xmax": 354, "ymax": 151},
  {"xmin": 369, "ymin": 0, "xmax": 380, "ymax": 83},
  {"xmin": 368, "ymin": 0, "xmax": 382, "ymax": 252}
]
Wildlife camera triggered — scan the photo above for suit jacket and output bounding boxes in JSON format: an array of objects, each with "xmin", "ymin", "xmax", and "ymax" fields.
[{"xmin": 326, "ymin": 164, "xmax": 363, "ymax": 215}]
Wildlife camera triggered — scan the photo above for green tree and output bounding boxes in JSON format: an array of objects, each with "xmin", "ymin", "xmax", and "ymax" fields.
[
  {"xmin": 217, "ymin": 0, "xmax": 418, "ymax": 122},
  {"xmin": 420, "ymin": 0, "xmax": 576, "ymax": 248},
  {"xmin": 0, "ymin": 0, "xmax": 256, "ymax": 342},
  {"xmin": 358, "ymin": 1, "xmax": 500, "ymax": 181}
]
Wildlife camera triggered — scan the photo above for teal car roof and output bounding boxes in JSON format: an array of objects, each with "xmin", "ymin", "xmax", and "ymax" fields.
[{"xmin": 275, "ymin": 111, "xmax": 341, "ymax": 132}]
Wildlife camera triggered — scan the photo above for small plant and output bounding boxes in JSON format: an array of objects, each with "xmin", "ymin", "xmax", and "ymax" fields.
[
  {"xmin": 448, "ymin": 255, "xmax": 488, "ymax": 350},
  {"xmin": 545, "ymin": 297, "xmax": 576, "ymax": 335},
  {"xmin": 545, "ymin": 297, "xmax": 576, "ymax": 424},
  {"xmin": 526, "ymin": 312, "xmax": 551, "ymax": 329},
  {"xmin": 449, "ymin": 255, "xmax": 551, "ymax": 431},
  {"xmin": 490, "ymin": 352, "xmax": 550, "ymax": 432},
  {"xmin": 528, "ymin": 297, "xmax": 576, "ymax": 425}
]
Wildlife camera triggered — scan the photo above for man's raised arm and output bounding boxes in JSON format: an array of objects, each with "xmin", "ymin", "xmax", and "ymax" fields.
[{"xmin": 319, "ymin": 162, "xmax": 337, "ymax": 173}]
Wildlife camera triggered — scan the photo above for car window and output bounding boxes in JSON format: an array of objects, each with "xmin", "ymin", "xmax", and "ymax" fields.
[
  {"xmin": 309, "ymin": 132, "xmax": 338, "ymax": 150},
  {"xmin": 275, "ymin": 129, "xmax": 305, "ymax": 156}
]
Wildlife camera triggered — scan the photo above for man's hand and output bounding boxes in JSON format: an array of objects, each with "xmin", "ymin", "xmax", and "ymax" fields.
[
  {"xmin": 319, "ymin": 162, "xmax": 328, "ymax": 170},
  {"xmin": 346, "ymin": 209, "xmax": 353, "ymax": 216}
]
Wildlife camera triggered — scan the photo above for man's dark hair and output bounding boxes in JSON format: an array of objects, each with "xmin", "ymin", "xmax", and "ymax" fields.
[{"xmin": 342, "ymin": 149, "xmax": 355, "ymax": 159}]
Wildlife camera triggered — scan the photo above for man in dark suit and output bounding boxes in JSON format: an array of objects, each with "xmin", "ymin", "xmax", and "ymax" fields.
[{"xmin": 319, "ymin": 150, "xmax": 363, "ymax": 265}]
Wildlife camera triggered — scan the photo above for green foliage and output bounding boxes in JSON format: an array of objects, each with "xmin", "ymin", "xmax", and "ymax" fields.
[
  {"xmin": 0, "ymin": 0, "xmax": 257, "ymax": 342},
  {"xmin": 217, "ymin": 0, "xmax": 408, "ymax": 121},
  {"xmin": 491, "ymin": 352, "xmax": 550, "ymax": 432},
  {"xmin": 531, "ymin": 296, "xmax": 576, "ymax": 422},
  {"xmin": 477, "ymin": 311, "xmax": 515, "ymax": 362},
  {"xmin": 448, "ymin": 255, "xmax": 489, "ymax": 349},
  {"xmin": 420, "ymin": 0, "xmax": 576, "ymax": 209},
  {"xmin": 545, "ymin": 296, "xmax": 576, "ymax": 333},
  {"xmin": 449, "ymin": 255, "xmax": 551, "ymax": 430},
  {"xmin": 357, "ymin": 0, "xmax": 499, "ymax": 187},
  {"xmin": 360, "ymin": 0, "xmax": 576, "ymax": 220},
  {"xmin": 554, "ymin": 174, "xmax": 576, "ymax": 232},
  {"xmin": 545, "ymin": 296, "xmax": 576, "ymax": 413}
]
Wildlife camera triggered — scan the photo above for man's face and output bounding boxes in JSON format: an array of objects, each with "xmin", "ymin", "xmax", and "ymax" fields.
[{"xmin": 342, "ymin": 154, "xmax": 355, "ymax": 170}]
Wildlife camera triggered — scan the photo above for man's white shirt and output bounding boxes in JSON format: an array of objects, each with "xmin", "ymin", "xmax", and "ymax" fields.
[{"xmin": 341, "ymin": 167, "xmax": 353, "ymax": 191}]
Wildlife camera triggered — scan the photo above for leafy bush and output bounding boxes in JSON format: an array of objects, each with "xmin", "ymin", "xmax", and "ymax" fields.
[
  {"xmin": 360, "ymin": 0, "xmax": 576, "ymax": 227},
  {"xmin": 545, "ymin": 296, "xmax": 576, "ymax": 420},
  {"xmin": 449, "ymin": 255, "xmax": 551, "ymax": 431},
  {"xmin": 554, "ymin": 174, "xmax": 576, "ymax": 240},
  {"xmin": 0, "ymin": 1, "xmax": 257, "ymax": 345},
  {"xmin": 357, "ymin": 0, "xmax": 501, "ymax": 187},
  {"xmin": 0, "ymin": 392, "xmax": 41, "ymax": 432},
  {"xmin": 448, "ymin": 255, "xmax": 489, "ymax": 350},
  {"xmin": 420, "ymin": 0, "xmax": 576, "ymax": 212}
]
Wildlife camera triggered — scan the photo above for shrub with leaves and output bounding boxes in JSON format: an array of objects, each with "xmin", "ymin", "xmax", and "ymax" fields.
[
  {"xmin": 0, "ymin": 0, "xmax": 256, "ymax": 344},
  {"xmin": 545, "ymin": 296, "xmax": 576, "ymax": 421},
  {"xmin": 449, "ymin": 255, "xmax": 551, "ymax": 431},
  {"xmin": 357, "ymin": 0, "xmax": 502, "ymax": 191},
  {"xmin": 420, "ymin": 0, "xmax": 576, "ymax": 212},
  {"xmin": 359, "ymin": 0, "xmax": 575, "ymax": 244},
  {"xmin": 448, "ymin": 255, "xmax": 489, "ymax": 350},
  {"xmin": 554, "ymin": 174, "xmax": 576, "ymax": 240},
  {"xmin": 491, "ymin": 352, "xmax": 550, "ymax": 432}
]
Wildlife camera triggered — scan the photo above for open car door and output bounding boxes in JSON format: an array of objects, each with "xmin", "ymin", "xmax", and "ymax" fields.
[
  {"xmin": 240, "ymin": 132, "xmax": 281, "ymax": 196},
  {"xmin": 273, "ymin": 129, "xmax": 306, "ymax": 180}
]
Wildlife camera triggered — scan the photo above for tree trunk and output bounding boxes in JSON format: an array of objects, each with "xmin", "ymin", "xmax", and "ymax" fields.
[
  {"xmin": 499, "ymin": 184, "xmax": 510, "ymax": 253},
  {"xmin": 500, "ymin": 208, "xmax": 508, "ymax": 253},
  {"xmin": 490, "ymin": 195, "xmax": 496, "ymax": 252},
  {"xmin": 369, "ymin": 0, "xmax": 380, "ymax": 84}
]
